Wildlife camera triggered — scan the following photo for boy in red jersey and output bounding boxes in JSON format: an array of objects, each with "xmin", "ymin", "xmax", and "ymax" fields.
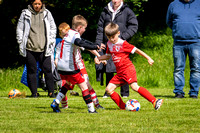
[
  {"xmin": 97, "ymin": 22, "xmax": 163, "ymax": 110},
  {"xmin": 51, "ymin": 15, "xmax": 105, "ymax": 113}
]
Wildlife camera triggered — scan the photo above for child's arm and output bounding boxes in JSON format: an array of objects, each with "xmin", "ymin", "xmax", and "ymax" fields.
[
  {"xmin": 97, "ymin": 54, "xmax": 111, "ymax": 61},
  {"xmin": 75, "ymin": 38, "xmax": 100, "ymax": 50},
  {"xmin": 89, "ymin": 50, "xmax": 107, "ymax": 65},
  {"xmin": 135, "ymin": 49, "xmax": 154, "ymax": 66}
]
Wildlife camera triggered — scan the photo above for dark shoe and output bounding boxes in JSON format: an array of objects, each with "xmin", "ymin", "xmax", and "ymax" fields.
[
  {"xmin": 190, "ymin": 95, "xmax": 198, "ymax": 99},
  {"xmin": 96, "ymin": 105, "xmax": 105, "ymax": 110},
  {"xmin": 103, "ymin": 94, "xmax": 110, "ymax": 98},
  {"xmin": 31, "ymin": 93, "xmax": 39, "ymax": 98},
  {"xmin": 48, "ymin": 92, "xmax": 56, "ymax": 98},
  {"xmin": 88, "ymin": 110, "xmax": 98, "ymax": 113},
  {"xmin": 70, "ymin": 90, "xmax": 79, "ymax": 96},
  {"xmin": 175, "ymin": 94, "xmax": 184, "ymax": 98},
  {"xmin": 51, "ymin": 99, "xmax": 61, "ymax": 113}
]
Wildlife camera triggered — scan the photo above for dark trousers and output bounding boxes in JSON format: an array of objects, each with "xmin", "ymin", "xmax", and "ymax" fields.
[
  {"xmin": 26, "ymin": 50, "xmax": 54, "ymax": 96},
  {"xmin": 104, "ymin": 72, "xmax": 129, "ymax": 97}
]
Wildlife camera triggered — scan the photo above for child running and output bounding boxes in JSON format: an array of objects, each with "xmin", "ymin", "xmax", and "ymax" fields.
[
  {"xmin": 56, "ymin": 21, "xmax": 104, "ymax": 110},
  {"xmin": 51, "ymin": 15, "xmax": 104, "ymax": 113},
  {"xmin": 97, "ymin": 22, "xmax": 163, "ymax": 110}
]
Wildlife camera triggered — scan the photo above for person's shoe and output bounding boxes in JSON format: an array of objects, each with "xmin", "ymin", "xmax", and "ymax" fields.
[
  {"xmin": 70, "ymin": 91, "xmax": 79, "ymax": 96},
  {"xmin": 31, "ymin": 93, "xmax": 39, "ymax": 98},
  {"xmin": 102, "ymin": 95, "xmax": 108, "ymax": 98},
  {"xmin": 62, "ymin": 105, "xmax": 68, "ymax": 109},
  {"xmin": 48, "ymin": 92, "xmax": 56, "ymax": 98},
  {"xmin": 190, "ymin": 95, "xmax": 198, "ymax": 99},
  {"xmin": 96, "ymin": 105, "xmax": 105, "ymax": 109},
  {"xmin": 122, "ymin": 96, "xmax": 128, "ymax": 98},
  {"xmin": 153, "ymin": 99, "xmax": 163, "ymax": 110},
  {"xmin": 51, "ymin": 99, "xmax": 61, "ymax": 113},
  {"xmin": 88, "ymin": 110, "xmax": 98, "ymax": 113},
  {"xmin": 175, "ymin": 94, "xmax": 184, "ymax": 98}
]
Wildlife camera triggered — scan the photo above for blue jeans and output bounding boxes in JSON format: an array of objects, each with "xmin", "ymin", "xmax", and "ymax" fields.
[{"xmin": 173, "ymin": 42, "xmax": 200, "ymax": 96}]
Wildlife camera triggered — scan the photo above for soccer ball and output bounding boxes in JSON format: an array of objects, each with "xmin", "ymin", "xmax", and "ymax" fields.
[
  {"xmin": 8, "ymin": 89, "xmax": 21, "ymax": 98},
  {"xmin": 125, "ymin": 99, "xmax": 140, "ymax": 111}
]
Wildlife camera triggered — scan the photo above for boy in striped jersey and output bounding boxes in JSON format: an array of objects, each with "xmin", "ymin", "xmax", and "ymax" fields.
[{"xmin": 51, "ymin": 15, "xmax": 105, "ymax": 113}]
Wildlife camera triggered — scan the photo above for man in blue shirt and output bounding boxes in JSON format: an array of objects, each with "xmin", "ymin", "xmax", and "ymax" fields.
[{"xmin": 166, "ymin": 0, "xmax": 200, "ymax": 98}]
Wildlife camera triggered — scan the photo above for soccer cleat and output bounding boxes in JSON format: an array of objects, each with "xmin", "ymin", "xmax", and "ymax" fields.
[
  {"xmin": 96, "ymin": 105, "xmax": 105, "ymax": 110},
  {"xmin": 70, "ymin": 90, "xmax": 79, "ymax": 96},
  {"xmin": 88, "ymin": 110, "xmax": 98, "ymax": 113},
  {"xmin": 153, "ymin": 99, "xmax": 163, "ymax": 110},
  {"xmin": 51, "ymin": 99, "xmax": 61, "ymax": 113}
]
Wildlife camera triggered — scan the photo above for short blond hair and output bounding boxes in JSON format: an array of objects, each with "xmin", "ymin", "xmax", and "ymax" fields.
[
  {"xmin": 72, "ymin": 15, "xmax": 88, "ymax": 29},
  {"xmin": 58, "ymin": 22, "xmax": 70, "ymax": 33},
  {"xmin": 104, "ymin": 22, "xmax": 119, "ymax": 37}
]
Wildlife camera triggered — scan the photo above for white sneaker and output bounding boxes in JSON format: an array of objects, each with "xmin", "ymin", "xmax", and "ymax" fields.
[{"xmin": 103, "ymin": 95, "xmax": 108, "ymax": 98}]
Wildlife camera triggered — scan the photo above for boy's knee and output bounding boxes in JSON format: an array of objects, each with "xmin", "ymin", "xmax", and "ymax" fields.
[{"xmin": 131, "ymin": 82, "xmax": 140, "ymax": 91}]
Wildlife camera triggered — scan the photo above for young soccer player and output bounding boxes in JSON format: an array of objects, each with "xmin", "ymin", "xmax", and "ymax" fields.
[
  {"xmin": 51, "ymin": 15, "xmax": 104, "ymax": 113},
  {"xmin": 56, "ymin": 21, "xmax": 104, "ymax": 110},
  {"xmin": 97, "ymin": 22, "xmax": 163, "ymax": 110}
]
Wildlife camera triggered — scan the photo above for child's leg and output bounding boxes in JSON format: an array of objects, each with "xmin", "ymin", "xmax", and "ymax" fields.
[
  {"xmin": 130, "ymin": 82, "xmax": 156, "ymax": 104},
  {"xmin": 78, "ymin": 82, "xmax": 96, "ymax": 112},
  {"xmin": 106, "ymin": 83, "xmax": 126, "ymax": 109},
  {"xmin": 55, "ymin": 82, "xmax": 69, "ymax": 104},
  {"xmin": 51, "ymin": 81, "xmax": 69, "ymax": 113},
  {"xmin": 61, "ymin": 95, "xmax": 68, "ymax": 109},
  {"xmin": 83, "ymin": 74, "xmax": 101, "ymax": 107}
]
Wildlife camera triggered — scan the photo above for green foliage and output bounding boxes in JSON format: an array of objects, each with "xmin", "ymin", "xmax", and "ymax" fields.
[{"xmin": 128, "ymin": 29, "xmax": 175, "ymax": 88}]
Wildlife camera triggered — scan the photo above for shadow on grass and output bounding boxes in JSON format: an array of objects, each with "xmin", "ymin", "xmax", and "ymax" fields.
[{"xmin": 154, "ymin": 94, "xmax": 174, "ymax": 98}]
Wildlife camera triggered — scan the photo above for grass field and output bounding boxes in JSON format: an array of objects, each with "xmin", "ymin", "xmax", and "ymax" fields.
[
  {"xmin": 1, "ymin": 86, "xmax": 200, "ymax": 133},
  {"xmin": 0, "ymin": 30, "xmax": 200, "ymax": 132}
]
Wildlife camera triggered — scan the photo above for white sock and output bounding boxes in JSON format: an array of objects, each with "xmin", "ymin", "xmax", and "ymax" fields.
[
  {"xmin": 87, "ymin": 102, "xmax": 95, "ymax": 112},
  {"xmin": 55, "ymin": 92, "xmax": 65, "ymax": 104}
]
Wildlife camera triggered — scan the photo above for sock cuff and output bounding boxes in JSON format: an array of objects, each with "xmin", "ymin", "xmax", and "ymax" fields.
[{"xmin": 82, "ymin": 89, "xmax": 89, "ymax": 96}]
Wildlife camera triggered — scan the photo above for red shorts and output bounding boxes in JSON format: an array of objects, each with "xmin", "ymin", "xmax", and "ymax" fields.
[
  {"xmin": 109, "ymin": 67, "xmax": 137, "ymax": 85},
  {"xmin": 80, "ymin": 67, "xmax": 87, "ymax": 75},
  {"xmin": 60, "ymin": 72, "xmax": 85, "ymax": 89}
]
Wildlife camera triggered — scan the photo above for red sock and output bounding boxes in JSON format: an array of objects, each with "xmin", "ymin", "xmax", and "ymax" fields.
[
  {"xmin": 82, "ymin": 89, "xmax": 92, "ymax": 104},
  {"xmin": 61, "ymin": 95, "xmax": 68, "ymax": 108},
  {"xmin": 138, "ymin": 87, "xmax": 156, "ymax": 104},
  {"xmin": 110, "ymin": 92, "xmax": 125, "ymax": 109},
  {"xmin": 89, "ymin": 88, "xmax": 99, "ymax": 107}
]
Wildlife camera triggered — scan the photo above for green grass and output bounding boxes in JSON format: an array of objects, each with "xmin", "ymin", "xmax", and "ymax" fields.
[
  {"xmin": 0, "ymin": 87, "xmax": 200, "ymax": 133},
  {"xmin": 0, "ymin": 30, "xmax": 199, "ymax": 132}
]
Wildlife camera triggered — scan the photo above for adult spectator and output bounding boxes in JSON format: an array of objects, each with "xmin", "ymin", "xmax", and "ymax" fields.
[
  {"xmin": 166, "ymin": 0, "xmax": 200, "ymax": 98},
  {"xmin": 16, "ymin": 0, "xmax": 57, "ymax": 97},
  {"xmin": 95, "ymin": 0, "xmax": 138, "ymax": 98}
]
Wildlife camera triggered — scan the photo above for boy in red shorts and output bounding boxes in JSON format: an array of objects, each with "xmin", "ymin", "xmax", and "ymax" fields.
[
  {"xmin": 51, "ymin": 15, "xmax": 104, "ymax": 113},
  {"xmin": 97, "ymin": 22, "xmax": 163, "ymax": 110}
]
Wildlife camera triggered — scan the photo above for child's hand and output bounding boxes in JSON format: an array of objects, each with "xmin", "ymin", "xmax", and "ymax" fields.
[
  {"xmin": 97, "ymin": 43, "xmax": 106, "ymax": 52},
  {"xmin": 94, "ymin": 57, "xmax": 100, "ymax": 64},
  {"xmin": 148, "ymin": 58, "xmax": 154, "ymax": 66},
  {"xmin": 100, "ymin": 43, "xmax": 106, "ymax": 50},
  {"xmin": 101, "ymin": 60, "xmax": 107, "ymax": 65}
]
